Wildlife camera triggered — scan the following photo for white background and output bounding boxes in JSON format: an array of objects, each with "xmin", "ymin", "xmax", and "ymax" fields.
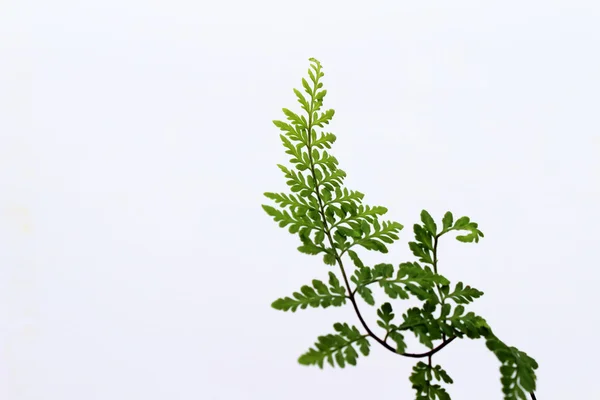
[{"xmin": 2, "ymin": 0, "xmax": 599, "ymax": 399}]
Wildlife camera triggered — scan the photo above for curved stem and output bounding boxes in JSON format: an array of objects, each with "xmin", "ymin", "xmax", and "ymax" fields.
[{"xmin": 401, "ymin": 336, "xmax": 455, "ymax": 358}]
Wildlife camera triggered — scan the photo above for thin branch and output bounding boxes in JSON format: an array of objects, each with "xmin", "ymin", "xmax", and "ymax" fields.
[{"xmin": 401, "ymin": 337, "xmax": 456, "ymax": 358}]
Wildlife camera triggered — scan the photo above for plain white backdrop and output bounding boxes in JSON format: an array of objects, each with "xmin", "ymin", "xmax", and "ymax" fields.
[{"xmin": 2, "ymin": 0, "xmax": 599, "ymax": 399}]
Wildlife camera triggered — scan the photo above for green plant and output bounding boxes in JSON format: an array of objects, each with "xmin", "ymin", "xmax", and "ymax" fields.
[{"xmin": 262, "ymin": 58, "xmax": 539, "ymax": 400}]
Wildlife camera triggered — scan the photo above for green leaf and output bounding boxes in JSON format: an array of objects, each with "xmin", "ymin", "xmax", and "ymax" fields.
[
  {"xmin": 352, "ymin": 220, "xmax": 403, "ymax": 254},
  {"xmin": 387, "ymin": 330, "xmax": 407, "ymax": 353},
  {"xmin": 351, "ymin": 266, "xmax": 372, "ymax": 284},
  {"xmin": 313, "ymin": 109, "xmax": 335, "ymax": 127},
  {"xmin": 301, "ymin": 77, "xmax": 312, "ymax": 95},
  {"xmin": 293, "ymin": 88, "xmax": 310, "ymax": 112},
  {"xmin": 453, "ymin": 216, "xmax": 470, "ymax": 229},
  {"xmin": 337, "ymin": 225, "xmax": 362, "ymax": 239},
  {"xmin": 409, "ymin": 361, "xmax": 453, "ymax": 400},
  {"xmin": 307, "ymin": 65, "xmax": 317, "ymax": 83},
  {"xmin": 311, "ymin": 150, "xmax": 340, "ymax": 173},
  {"xmin": 263, "ymin": 203, "xmax": 319, "ymax": 233},
  {"xmin": 409, "ymin": 241, "xmax": 433, "ymax": 264},
  {"xmin": 273, "ymin": 120, "xmax": 304, "ymax": 144},
  {"xmin": 328, "ymin": 272, "xmax": 346, "ymax": 296},
  {"xmin": 297, "ymin": 242, "xmax": 324, "ymax": 255},
  {"xmin": 413, "ymin": 224, "xmax": 433, "ymax": 251},
  {"xmin": 360, "ymin": 238, "xmax": 387, "ymax": 252},
  {"xmin": 420, "ymin": 210, "xmax": 437, "ymax": 236},
  {"xmin": 276, "ymin": 163, "xmax": 314, "ymax": 193},
  {"xmin": 321, "ymin": 187, "xmax": 333, "ymax": 202},
  {"xmin": 395, "ymin": 262, "xmax": 448, "ymax": 297},
  {"xmin": 373, "ymin": 263, "xmax": 394, "ymax": 278},
  {"xmin": 311, "ymin": 132, "xmax": 337, "ymax": 149},
  {"xmin": 356, "ymin": 286, "xmax": 375, "ymax": 305},
  {"xmin": 442, "ymin": 306, "xmax": 490, "ymax": 339},
  {"xmin": 376, "ymin": 302, "xmax": 395, "ymax": 330},
  {"xmin": 360, "ymin": 219, "xmax": 371, "ymax": 236},
  {"xmin": 352, "ymin": 261, "xmax": 446, "ymax": 303},
  {"xmin": 315, "ymin": 89, "xmax": 327, "ymax": 102},
  {"xmin": 444, "ymin": 281, "xmax": 484, "ymax": 305},
  {"xmin": 430, "ymin": 385, "xmax": 451, "ymax": 400},
  {"xmin": 323, "ymin": 252, "xmax": 337, "ymax": 265},
  {"xmin": 398, "ymin": 306, "xmax": 443, "ymax": 349},
  {"xmin": 432, "ymin": 365, "xmax": 454, "ymax": 384},
  {"xmin": 485, "ymin": 334, "xmax": 538, "ymax": 399},
  {"xmin": 298, "ymin": 323, "xmax": 370, "ymax": 368},
  {"xmin": 314, "ymin": 229, "xmax": 325, "ymax": 245},
  {"xmin": 346, "ymin": 249, "xmax": 364, "ymax": 268},
  {"xmin": 271, "ymin": 278, "xmax": 347, "ymax": 312},
  {"xmin": 409, "ymin": 361, "xmax": 429, "ymax": 391},
  {"xmin": 450, "ymin": 216, "xmax": 485, "ymax": 243},
  {"xmin": 379, "ymin": 280, "xmax": 409, "ymax": 300},
  {"xmin": 262, "ymin": 204, "xmax": 278, "ymax": 218},
  {"xmin": 455, "ymin": 229, "xmax": 484, "ymax": 243},
  {"xmin": 282, "ymin": 108, "xmax": 306, "ymax": 129},
  {"xmin": 264, "ymin": 192, "xmax": 311, "ymax": 215},
  {"xmin": 324, "ymin": 186, "xmax": 362, "ymax": 208},
  {"xmin": 442, "ymin": 211, "xmax": 453, "ymax": 232}
]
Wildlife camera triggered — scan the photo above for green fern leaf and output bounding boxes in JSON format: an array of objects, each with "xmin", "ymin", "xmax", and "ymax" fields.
[
  {"xmin": 298, "ymin": 323, "xmax": 370, "ymax": 368},
  {"xmin": 271, "ymin": 278, "xmax": 347, "ymax": 312},
  {"xmin": 410, "ymin": 361, "xmax": 453, "ymax": 400},
  {"xmin": 442, "ymin": 281, "xmax": 484, "ymax": 305},
  {"xmin": 485, "ymin": 335, "xmax": 539, "ymax": 399}
]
